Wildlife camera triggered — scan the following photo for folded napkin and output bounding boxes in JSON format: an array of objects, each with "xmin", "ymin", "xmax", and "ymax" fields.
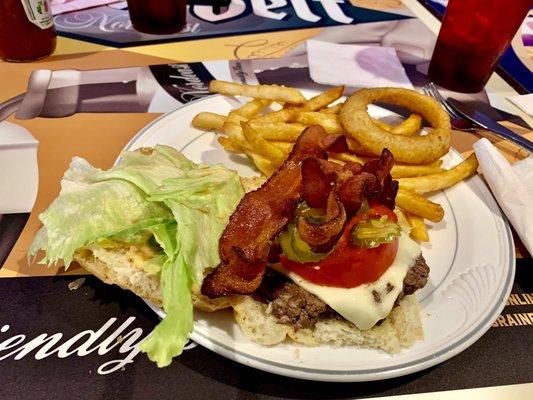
[
  {"xmin": 306, "ymin": 40, "xmax": 413, "ymax": 89},
  {"xmin": 51, "ymin": 0, "xmax": 121, "ymax": 15},
  {"xmin": 473, "ymin": 138, "xmax": 533, "ymax": 255},
  {"xmin": 506, "ymin": 94, "xmax": 533, "ymax": 117},
  {"xmin": 0, "ymin": 122, "xmax": 39, "ymax": 214}
]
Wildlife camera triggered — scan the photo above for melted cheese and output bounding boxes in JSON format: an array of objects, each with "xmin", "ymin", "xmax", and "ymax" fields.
[{"xmin": 273, "ymin": 233, "xmax": 421, "ymax": 330}]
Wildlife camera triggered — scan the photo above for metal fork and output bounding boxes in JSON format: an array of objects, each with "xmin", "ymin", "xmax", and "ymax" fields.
[{"xmin": 422, "ymin": 83, "xmax": 476, "ymax": 132}]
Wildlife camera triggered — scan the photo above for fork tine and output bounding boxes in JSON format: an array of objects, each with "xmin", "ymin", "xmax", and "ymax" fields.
[{"xmin": 427, "ymin": 83, "xmax": 462, "ymax": 120}]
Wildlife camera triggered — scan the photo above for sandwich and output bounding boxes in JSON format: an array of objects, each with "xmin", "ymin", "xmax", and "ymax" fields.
[
  {"xmin": 30, "ymin": 126, "xmax": 428, "ymax": 368},
  {"xmin": 200, "ymin": 125, "xmax": 428, "ymax": 352}
]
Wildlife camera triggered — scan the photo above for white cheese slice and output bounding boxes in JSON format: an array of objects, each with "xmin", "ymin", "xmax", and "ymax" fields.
[{"xmin": 273, "ymin": 233, "xmax": 421, "ymax": 330}]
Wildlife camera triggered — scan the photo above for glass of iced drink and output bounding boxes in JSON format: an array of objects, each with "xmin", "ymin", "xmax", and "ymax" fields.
[{"xmin": 428, "ymin": 0, "xmax": 531, "ymax": 93}]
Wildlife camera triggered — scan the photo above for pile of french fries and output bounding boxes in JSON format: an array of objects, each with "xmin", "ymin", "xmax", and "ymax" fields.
[{"xmin": 191, "ymin": 81, "xmax": 478, "ymax": 243}]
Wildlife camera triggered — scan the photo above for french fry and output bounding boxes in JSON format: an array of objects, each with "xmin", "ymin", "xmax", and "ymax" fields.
[
  {"xmin": 292, "ymin": 112, "xmax": 343, "ymax": 134},
  {"xmin": 251, "ymin": 87, "xmax": 344, "ymax": 123},
  {"xmin": 331, "ymin": 152, "xmax": 366, "ymax": 164},
  {"xmin": 423, "ymin": 160, "xmax": 443, "ymax": 167},
  {"xmin": 372, "ymin": 114, "xmax": 422, "ymax": 136},
  {"xmin": 404, "ymin": 211, "xmax": 430, "ymax": 242},
  {"xmin": 222, "ymin": 99, "xmax": 270, "ymax": 138},
  {"xmin": 395, "ymin": 189, "xmax": 444, "ymax": 222},
  {"xmin": 192, "ymin": 112, "xmax": 226, "ymax": 131},
  {"xmin": 391, "ymin": 164, "xmax": 444, "ymax": 178},
  {"xmin": 222, "ymin": 115, "xmax": 247, "ymax": 129},
  {"xmin": 241, "ymin": 122, "xmax": 287, "ymax": 166},
  {"xmin": 250, "ymin": 108, "xmax": 294, "ymax": 123},
  {"xmin": 328, "ymin": 153, "xmax": 444, "ymax": 180},
  {"xmin": 222, "ymin": 122, "xmax": 248, "ymax": 148},
  {"xmin": 247, "ymin": 122, "xmax": 305, "ymax": 141},
  {"xmin": 245, "ymin": 150, "xmax": 277, "ymax": 177},
  {"xmin": 328, "ymin": 157, "xmax": 345, "ymax": 166},
  {"xmin": 301, "ymin": 86, "xmax": 344, "ymax": 111},
  {"xmin": 269, "ymin": 141, "xmax": 294, "ymax": 153},
  {"xmin": 218, "ymin": 136, "xmax": 243, "ymax": 153},
  {"xmin": 320, "ymin": 103, "xmax": 343, "ymax": 114},
  {"xmin": 234, "ymin": 98, "xmax": 271, "ymax": 117},
  {"xmin": 209, "ymin": 80, "xmax": 306, "ymax": 104},
  {"xmin": 394, "ymin": 207, "xmax": 410, "ymax": 232},
  {"xmin": 398, "ymin": 154, "xmax": 478, "ymax": 194},
  {"xmin": 189, "ymin": 83, "xmax": 476, "ymax": 246}
]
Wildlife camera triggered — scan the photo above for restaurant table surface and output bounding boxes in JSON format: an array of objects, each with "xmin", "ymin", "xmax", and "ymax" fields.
[{"xmin": 0, "ymin": 0, "xmax": 531, "ymax": 399}]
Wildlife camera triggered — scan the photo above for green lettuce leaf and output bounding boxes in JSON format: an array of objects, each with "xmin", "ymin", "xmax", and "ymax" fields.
[
  {"xmin": 141, "ymin": 164, "xmax": 244, "ymax": 366},
  {"xmin": 29, "ymin": 157, "xmax": 172, "ymax": 267},
  {"xmin": 149, "ymin": 164, "xmax": 244, "ymax": 284},
  {"xmin": 140, "ymin": 257, "xmax": 193, "ymax": 367},
  {"xmin": 29, "ymin": 145, "xmax": 244, "ymax": 368}
]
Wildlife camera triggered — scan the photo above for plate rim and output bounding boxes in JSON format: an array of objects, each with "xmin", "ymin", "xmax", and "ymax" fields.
[{"xmin": 125, "ymin": 94, "xmax": 515, "ymax": 382}]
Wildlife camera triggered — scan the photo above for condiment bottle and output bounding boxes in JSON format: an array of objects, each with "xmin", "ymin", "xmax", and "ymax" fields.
[{"xmin": 0, "ymin": 0, "xmax": 57, "ymax": 62}]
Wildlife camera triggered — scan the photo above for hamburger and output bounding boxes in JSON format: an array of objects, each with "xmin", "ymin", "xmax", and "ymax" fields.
[
  {"xmin": 30, "ymin": 126, "xmax": 428, "ymax": 367},
  {"xmin": 200, "ymin": 125, "xmax": 428, "ymax": 352}
]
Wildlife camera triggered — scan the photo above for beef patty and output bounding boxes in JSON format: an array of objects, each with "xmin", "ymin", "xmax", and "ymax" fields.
[{"xmin": 254, "ymin": 254, "xmax": 429, "ymax": 330}]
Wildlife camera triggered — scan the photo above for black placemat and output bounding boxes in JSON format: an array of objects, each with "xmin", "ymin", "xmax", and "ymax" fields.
[{"xmin": 0, "ymin": 258, "xmax": 531, "ymax": 400}]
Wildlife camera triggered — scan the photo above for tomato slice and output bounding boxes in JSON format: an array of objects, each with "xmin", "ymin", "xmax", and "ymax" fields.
[{"xmin": 280, "ymin": 204, "xmax": 399, "ymax": 288}]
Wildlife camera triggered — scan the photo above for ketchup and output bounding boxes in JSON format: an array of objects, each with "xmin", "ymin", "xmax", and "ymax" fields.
[
  {"xmin": 0, "ymin": 0, "xmax": 56, "ymax": 62},
  {"xmin": 280, "ymin": 205, "xmax": 399, "ymax": 288}
]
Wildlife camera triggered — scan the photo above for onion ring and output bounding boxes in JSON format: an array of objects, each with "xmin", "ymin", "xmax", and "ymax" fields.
[{"xmin": 339, "ymin": 88, "xmax": 451, "ymax": 164}]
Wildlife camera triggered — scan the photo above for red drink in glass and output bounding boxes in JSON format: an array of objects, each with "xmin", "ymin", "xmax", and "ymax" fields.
[
  {"xmin": 127, "ymin": 0, "xmax": 186, "ymax": 35},
  {"xmin": 428, "ymin": 0, "xmax": 531, "ymax": 93}
]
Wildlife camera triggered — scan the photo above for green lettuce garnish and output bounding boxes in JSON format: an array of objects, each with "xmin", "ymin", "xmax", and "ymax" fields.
[{"xmin": 29, "ymin": 145, "xmax": 244, "ymax": 367}]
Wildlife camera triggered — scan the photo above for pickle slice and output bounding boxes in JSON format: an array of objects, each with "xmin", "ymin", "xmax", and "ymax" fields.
[
  {"xmin": 278, "ymin": 222, "xmax": 329, "ymax": 263},
  {"xmin": 350, "ymin": 215, "xmax": 401, "ymax": 248}
]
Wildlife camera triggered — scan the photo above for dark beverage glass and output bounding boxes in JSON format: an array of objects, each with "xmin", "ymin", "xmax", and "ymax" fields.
[
  {"xmin": 428, "ymin": 0, "xmax": 531, "ymax": 93},
  {"xmin": 126, "ymin": 0, "xmax": 186, "ymax": 35}
]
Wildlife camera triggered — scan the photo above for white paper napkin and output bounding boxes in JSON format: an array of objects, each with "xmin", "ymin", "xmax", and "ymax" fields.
[
  {"xmin": 473, "ymin": 138, "xmax": 533, "ymax": 255},
  {"xmin": 306, "ymin": 40, "xmax": 413, "ymax": 89},
  {"xmin": 506, "ymin": 94, "xmax": 533, "ymax": 117},
  {"xmin": 51, "ymin": 0, "xmax": 121, "ymax": 15},
  {"xmin": 0, "ymin": 122, "xmax": 39, "ymax": 214}
]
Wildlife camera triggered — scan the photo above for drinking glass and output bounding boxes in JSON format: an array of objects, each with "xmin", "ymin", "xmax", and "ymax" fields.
[
  {"xmin": 428, "ymin": 0, "xmax": 531, "ymax": 93},
  {"xmin": 127, "ymin": 0, "xmax": 186, "ymax": 35}
]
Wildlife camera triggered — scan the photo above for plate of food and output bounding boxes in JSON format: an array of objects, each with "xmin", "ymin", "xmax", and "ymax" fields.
[{"xmin": 30, "ymin": 83, "xmax": 514, "ymax": 382}]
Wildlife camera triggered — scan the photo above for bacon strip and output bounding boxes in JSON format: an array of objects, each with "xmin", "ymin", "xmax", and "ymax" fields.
[
  {"xmin": 322, "ymin": 134, "xmax": 349, "ymax": 153},
  {"xmin": 202, "ymin": 126, "xmax": 337, "ymax": 298},
  {"xmin": 301, "ymin": 158, "xmax": 332, "ymax": 209},
  {"xmin": 297, "ymin": 192, "xmax": 346, "ymax": 253},
  {"xmin": 376, "ymin": 174, "xmax": 399, "ymax": 210},
  {"xmin": 336, "ymin": 149, "xmax": 395, "ymax": 215},
  {"xmin": 362, "ymin": 148, "xmax": 394, "ymax": 187},
  {"xmin": 337, "ymin": 172, "xmax": 378, "ymax": 215}
]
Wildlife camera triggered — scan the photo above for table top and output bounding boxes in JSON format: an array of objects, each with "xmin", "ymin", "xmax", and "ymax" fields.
[{"xmin": 0, "ymin": 1, "xmax": 531, "ymax": 399}]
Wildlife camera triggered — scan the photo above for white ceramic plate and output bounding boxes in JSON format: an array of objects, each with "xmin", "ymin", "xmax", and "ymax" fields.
[{"xmin": 120, "ymin": 94, "xmax": 515, "ymax": 382}]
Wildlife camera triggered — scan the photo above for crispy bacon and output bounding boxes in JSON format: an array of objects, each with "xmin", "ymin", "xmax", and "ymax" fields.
[
  {"xmin": 201, "ymin": 126, "xmax": 399, "ymax": 298},
  {"xmin": 337, "ymin": 172, "xmax": 378, "ymax": 215},
  {"xmin": 297, "ymin": 192, "xmax": 346, "ymax": 253},
  {"xmin": 202, "ymin": 126, "xmax": 339, "ymax": 298},
  {"xmin": 302, "ymin": 158, "xmax": 332, "ymax": 209},
  {"xmin": 336, "ymin": 149, "xmax": 395, "ymax": 214},
  {"xmin": 322, "ymin": 134, "xmax": 350, "ymax": 153},
  {"xmin": 376, "ymin": 174, "xmax": 399, "ymax": 210},
  {"xmin": 342, "ymin": 161, "xmax": 363, "ymax": 175},
  {"xmin": 362, "ymin": 148, "xmax": 394, "ymax": 187}
]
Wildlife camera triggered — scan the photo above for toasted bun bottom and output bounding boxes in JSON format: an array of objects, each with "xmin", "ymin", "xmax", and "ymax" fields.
[
  {"xmin": 73, "ymin": 177, "xmax": 266, "ymax": 311},
  {"xmin": 74, "ymin": 246, "xmax": 234, "ymax": 312},
  {"xmin": 75, "ymin": 244, "xmax": 423, "ymax": 353},
  {"xmin": 232, "ymin": 295, "xmax": 423, "ymax": 353}
]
